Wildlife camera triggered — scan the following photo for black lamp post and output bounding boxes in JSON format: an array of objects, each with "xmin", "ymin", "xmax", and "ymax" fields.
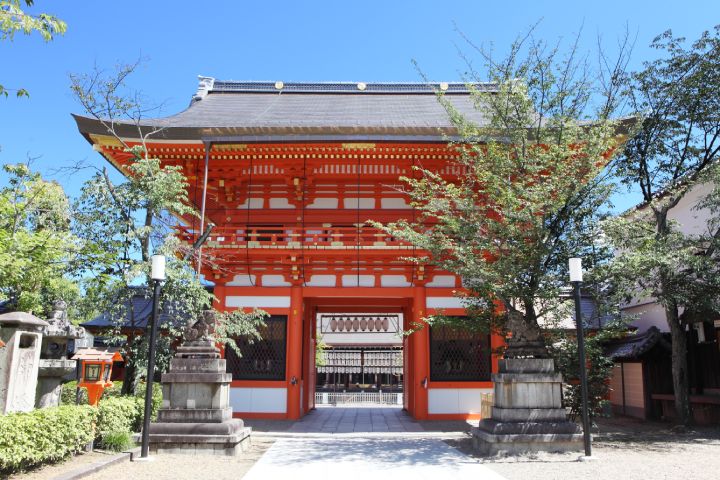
[
  {"xmin": 140, "ymin": 254, "xmax": 165, "ymax": 459},
  {"xmin": 569, "ymin": 257, "xmax": 592, "ymax": 457}
]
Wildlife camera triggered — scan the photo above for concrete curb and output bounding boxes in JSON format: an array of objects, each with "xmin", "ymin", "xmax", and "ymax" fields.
[{"xmin": 51, "ymin": 447, "xmax": 140, "ymax": 480}]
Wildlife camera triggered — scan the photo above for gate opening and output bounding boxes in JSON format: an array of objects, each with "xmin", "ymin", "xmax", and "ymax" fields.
[{"xmin": 314, "ymin": 312, "xmax": 404, "ymax": 407}]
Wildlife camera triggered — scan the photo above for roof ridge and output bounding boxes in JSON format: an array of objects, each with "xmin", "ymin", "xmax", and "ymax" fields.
[{"xmin": 192, "ymin": 76, "xmax": 497, "ymax": 100}]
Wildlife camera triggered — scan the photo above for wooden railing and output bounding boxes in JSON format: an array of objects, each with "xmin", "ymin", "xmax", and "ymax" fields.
[{"xmin": 315, "ymin": 391, "xmax": 403, "ymax": 406}]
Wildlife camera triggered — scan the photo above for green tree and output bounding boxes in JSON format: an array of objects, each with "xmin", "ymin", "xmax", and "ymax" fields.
[
  {"xmin": 70, "ymin": 63, "xmax": 266, "ymax": 393},
  {"xmin": 605, "ymin": 25, "xmax": 720, "ymax": 426},
  {"xmin": 0, "ymin": 163, "xmax": 79, "ymax": 315},
  {"xmin": 0, "ymin": 1, "xmax": 66, "ymax": 98},
  {"xmin": 375, "ymin": 33, "xmax": 630, "ymax": 353}
]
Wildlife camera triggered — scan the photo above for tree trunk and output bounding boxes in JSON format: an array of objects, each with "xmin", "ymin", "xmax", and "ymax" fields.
[{"xmin": 666, "ymin": 305, "xmax": 692, "ymax": 425}]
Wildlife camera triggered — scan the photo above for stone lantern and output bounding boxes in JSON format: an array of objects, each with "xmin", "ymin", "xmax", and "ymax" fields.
[
  {"xmin": 0, "ymin": 311, "xmax": 48, "ymax": 413},
  {"xmin": 36, "ymin": 301, "xmax": 85, "ymax": 408}
]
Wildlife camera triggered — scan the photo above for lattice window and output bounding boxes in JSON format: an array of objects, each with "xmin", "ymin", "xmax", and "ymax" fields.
[
  {"xmin": 429, "ymin": 325, "xmax": 491, "ymax": 382},
  {"xmin": 225, "ymin": 315, "xmax": 287, "ymax": 380}
]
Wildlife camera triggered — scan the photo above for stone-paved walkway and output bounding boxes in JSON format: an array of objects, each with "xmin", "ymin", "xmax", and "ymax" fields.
[
  {"xmin": 287, "ymin": 405, "xmax": 424, "ymax": 433},
  {"xmin": 242, "ymin": 437, "xmax": 507, "ymax": 480}
]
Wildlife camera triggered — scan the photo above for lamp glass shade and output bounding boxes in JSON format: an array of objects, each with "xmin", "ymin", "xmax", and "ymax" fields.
[
  {"xmin": 569, "ymin": 257, "xmax": 583, "ymax": 282},
  {"xmin": 151, "ymin": 255, "xmax": 166, "ymax": 281}
]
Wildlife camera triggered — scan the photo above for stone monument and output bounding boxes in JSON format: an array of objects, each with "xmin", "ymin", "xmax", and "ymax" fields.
[
  {"xmin": 36, "ymin": 301, "xmax": 85, "ymax": 408},
  {"xmin": 0, "ymin": 312, "xmax": 48, "ymax": 413},
  {"xmin": 146, "ymin": 310, "xmax": 251, "ymax": 455},
  {"xmin": 472, "ymin": 312, "xmax": 583, "ymax": 455}
]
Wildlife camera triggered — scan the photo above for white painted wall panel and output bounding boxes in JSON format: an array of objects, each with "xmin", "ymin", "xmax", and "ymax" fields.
[
  {"xmin": 307, "ymin": 275, "xmax": 336, "ymax": 287},
  {"xmin": 307, "ymin": 198, "xmax": 338, "ymax": 209},
  {"xmin": 227, "ymin": 275, "xmax": 257, "ymax": 286},
  {"xmin": 380, "ymin": 275, "xmax": 411, "ymax": 287},
  {"xmin": 225, "ymin": 296, "xmax": 290, "ymax": 308},
  {"xmin": 341, "ymin": 275, "xmax": 375, "ymax": 287},
  {"xmin": 269, "ymin": 197, "xmax": 293, "ymax": 208},
  {"xmin": 427, "ymin": 297, "xmax": 464, "ymax": 309},
  {"xmin": 229, "ymin": 388, "xmax": 287, "ymax": 413},
  {"xmin": 344, "ymin": 198, "xmax": 375, "ymax": 209},
  {"xmin": 381, "ymin": 198, "xmax": 411, "ymax": 209},
  {"xmin": 262, "ymin": 275, "xmax": 291, "ymax": 287},
  {"xmin": 427, "ymin": 275, "xmax": 456, "ymax": 287},
  {"xmin": 428, "ymin": 388, "xmax": 491, "ymax": 414}
]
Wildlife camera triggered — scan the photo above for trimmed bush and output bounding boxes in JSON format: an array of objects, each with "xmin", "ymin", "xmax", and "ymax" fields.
[
  {"xmin": 96, "ymin": 397, "xmax": 142, "ymax": 435},
  {"xmin": 0, "ymin": 405, "xmax": 98, "ymax": 474}
]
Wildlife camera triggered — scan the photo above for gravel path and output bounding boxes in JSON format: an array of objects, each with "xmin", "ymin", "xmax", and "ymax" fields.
[
  {"xmin": 7, "ymin": 451, "xmax": 110, "ymax": 480},
  {"xmin": 81, "ymin": 437, "xmax": 275, "ymax": 480},
  {"xmin": 445, "ymin": 418, "xmax": 720, "ymax": 480}
]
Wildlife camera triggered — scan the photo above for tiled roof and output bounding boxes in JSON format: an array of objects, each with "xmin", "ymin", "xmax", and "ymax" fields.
[
  {"xmin": 73, "ymin": 79, "xmax": 497, "ymax": 142},
  {"xmin": 603, "ymin": 326, "xmax": 671, "ymax": 361}
]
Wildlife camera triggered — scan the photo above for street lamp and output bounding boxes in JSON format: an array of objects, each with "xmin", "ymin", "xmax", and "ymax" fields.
[
  {"xmin": 569, "ymin": 257, "xmax": 592, "ymax": 457},
  {"xmin": 140, "ymin": 254, "xmax": 166, "ymax": 459}
]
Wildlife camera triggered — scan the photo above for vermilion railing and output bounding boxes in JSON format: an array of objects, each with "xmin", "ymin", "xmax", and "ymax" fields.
[{"xmin": 176, "ymin": 225, "xmax": 416, "ymax": 250}]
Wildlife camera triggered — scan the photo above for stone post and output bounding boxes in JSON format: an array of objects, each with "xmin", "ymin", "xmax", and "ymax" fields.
[{"xmin": 0, "ymin": 312, "xmax": 48, "ymax": 413}]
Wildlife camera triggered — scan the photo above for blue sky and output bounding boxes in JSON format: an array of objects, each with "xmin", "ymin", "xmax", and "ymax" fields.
[{"xmin": 1, "ymin": 0, "xmax": 718, "ymax": 210}]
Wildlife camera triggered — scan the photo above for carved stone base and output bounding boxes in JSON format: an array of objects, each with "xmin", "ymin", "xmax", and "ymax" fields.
[{"xmin": 472, "ymin": 358, "xmax": 583, "ymax": 456}]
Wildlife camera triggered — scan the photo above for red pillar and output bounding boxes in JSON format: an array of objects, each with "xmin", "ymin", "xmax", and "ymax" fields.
[
  {"xmin": 411, "ymin": 285, "xmax": 429, "ymax": 420},
  {"xmin": 287, "ymin": 284, "xmax": 304, "ymax": 420}
]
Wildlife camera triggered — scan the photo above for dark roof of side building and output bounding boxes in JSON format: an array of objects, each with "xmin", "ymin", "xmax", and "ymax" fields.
[
  {"xmin": 603, "ymin": 326, "xmax": 671, "ymax": 361},
  {"xmin": 73, "ymin": 79, "xmax": 498, "ymax": 142}
]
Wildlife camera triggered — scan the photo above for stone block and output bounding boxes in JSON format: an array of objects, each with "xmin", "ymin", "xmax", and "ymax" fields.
[
  {"xmin": 492, "ymin": 407, "xmax": 568, "ymax": 422},
  {"xmin": 499, "ymin": 358, "xmax": 555, "ymax": 374}
]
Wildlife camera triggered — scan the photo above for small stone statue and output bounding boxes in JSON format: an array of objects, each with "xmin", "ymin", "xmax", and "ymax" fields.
[
  {"xmin": 47, "ymin": 300, "xmax": 69, "ymax": 327},
  {"xmin": 185, "ymin": 310, "xmax": 216, "ymax": 342},
  {"xmin": 504, "ymin": 310, "xmax": 549, "ymax": 358}
]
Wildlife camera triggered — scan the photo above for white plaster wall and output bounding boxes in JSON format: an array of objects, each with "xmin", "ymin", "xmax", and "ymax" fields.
[
  {"xmin": 620, "ymin": 182, "xmax": 715, "ymax": 333},
  {"xmin": 262, "ymin": 275, "xmax": 291, "ymax": 287},
  {"xmin": 381, "ymin": 198, "xmax": 411, "ymax": 209},
  {"xmin": 380, "ymin": 275, "xmax": 411, "ymax": 287},
  {"xmin": 229, "ymin": 387, "xmax": 287, "ymax": 413},
  {"xmin": 667, "ymin": 182, "xmax": 714, "ymax": 236},
  {"xmin": 236, "ymin": 198, "xmax": 263, "ymax": 209},
  {"xmin": 341, "ymin": 275, "xmax": 375, "ymax": 287},
  {"xmin": 428, "ymin": 388, "xmax": 492, "ymax": 414},
  {"xmin": 269, "ymin": 197, "xmax": 293, "ymax": 209},
  {"xmin": 226, "ymin": 275, "xmax": 257, "ymax": 286},
  {"xmin": 225, "ymin": 296, "xmax": 290, "ymax": 308},
  {"xmin": 344, "ymin": 198, "xmax": 375, "ymax": 209},
  {"xmin": 306, "ymin": 275, "xmax": 336, "ymax": 287},
  {"xmin": 622, "ymin": 303, "xmax": 669, "ymax": 332},
  {"xmin": 427, "ymin": 297, "xmax": 464, "ymax": 309},
  {"xmin": 307, "ymin": 198, "xmax": 338, "ymax": 209},
  {"xmin": 426, "ymin": 275, "xmax": 457, "ymax": 288}
]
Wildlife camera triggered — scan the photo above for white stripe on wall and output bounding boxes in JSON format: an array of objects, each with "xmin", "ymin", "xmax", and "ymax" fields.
[
  {"xmin": 225, "ymin": 296, "xmax": 291, "ymax": 308},
  {"xmin": 428, "ymin": 388, "xmax": 492, "ymax": 414}
]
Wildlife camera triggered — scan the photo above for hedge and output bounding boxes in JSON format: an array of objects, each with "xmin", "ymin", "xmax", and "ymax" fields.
[
  {"xmin": 0, "ymin": 389, "xmax": 162, "ymax": 474},
  {"xmin": 0, "ymin": 405, "xmax": 98, "ymax": 474}
]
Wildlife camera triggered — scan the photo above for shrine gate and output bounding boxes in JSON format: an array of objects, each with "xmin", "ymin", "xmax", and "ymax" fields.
[{"xmin": 74, "ymin": 79, "xmax": 503, "ymax": 420}]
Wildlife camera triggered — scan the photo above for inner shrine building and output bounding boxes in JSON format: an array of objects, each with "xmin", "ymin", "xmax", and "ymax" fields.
[{"xmin": 74, "ymin": 79, "xmax": 503, "ymax": 421}]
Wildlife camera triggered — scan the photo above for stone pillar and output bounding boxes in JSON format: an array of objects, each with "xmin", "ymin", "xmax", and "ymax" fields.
[
  {"xmin": 286, "ymin": 284, "xmax": 303, "ymax": 419},
  {"xmin": 411, "ymin": 285, "xmax": 428, "ymax": 420},
  {"xmin": 472, "ymin": 358, "xmax": 583, "ymax": 455},
  {"xmin": 0, "ymin": 312, "xmax": 48, "ymax": 413}
]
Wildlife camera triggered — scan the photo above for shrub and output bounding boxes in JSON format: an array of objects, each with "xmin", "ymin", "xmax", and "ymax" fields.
[
  {"xmin": 100, "ymin": 431, "xmax": 134, "ymax": 452},
  {"xmin": 95, "ymin": 387, "xmax": 162, "ymax": 436},
  {"xmin": 60, "ymin": 380, "xmax": 125, "ymax": 405},
  {"xmin": 96, "ymin": 397, "xmax": 142, "ymax": 436},
  {"xmin": 0, "ymin": 405, "xmax": 97, "ymax": 474}
]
